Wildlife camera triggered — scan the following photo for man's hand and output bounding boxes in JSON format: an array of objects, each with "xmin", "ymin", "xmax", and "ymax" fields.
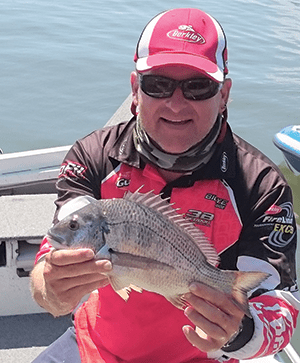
[
  {"xmin": 183, "ymin": 282, "xmax": 244, "ymax": 353},
  {"xmin": 31, "ymin": 248, "xmax": 112, "ymax": 317}
]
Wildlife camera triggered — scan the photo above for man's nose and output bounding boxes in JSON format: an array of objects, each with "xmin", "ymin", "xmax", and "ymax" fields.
[{"xmin": 165, "ymin": 86, "xmax": 188, "ymax": 112}]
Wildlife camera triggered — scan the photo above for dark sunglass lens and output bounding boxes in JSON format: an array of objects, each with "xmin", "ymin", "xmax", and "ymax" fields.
[
  {"xmin": 141, "ymin": 76, "xmax": 174, "ymax": 98},
  {"xmin": 183, "ymin": 78, "xmax": 220, "ymax": 100},
  {"xmin": 140, "ymin": 75, "xmax": 221, "ymax": 100}
]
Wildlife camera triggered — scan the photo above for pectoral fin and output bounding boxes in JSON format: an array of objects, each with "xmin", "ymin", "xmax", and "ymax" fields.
[
  {"xmin": 107, "ymin": 251, "xmax": 174, "ymax": 302},
  {"xmin": 111, "ymin": 250, "xmax": 175, "ymax": 271}
]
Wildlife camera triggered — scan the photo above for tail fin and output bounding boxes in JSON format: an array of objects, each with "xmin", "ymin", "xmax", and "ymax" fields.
[{"xmin": 230, "ymin": 271, "xmax": 270, "ymax": 317}]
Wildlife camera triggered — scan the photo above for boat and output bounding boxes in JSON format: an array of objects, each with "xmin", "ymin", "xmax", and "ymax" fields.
[
  {"xmin": 273, "ymin": 125, "xmax": 300, "ymax": 175},
  {"xmin": 0, "ymin": 98, "xmax": 299, "ymax": 363}
]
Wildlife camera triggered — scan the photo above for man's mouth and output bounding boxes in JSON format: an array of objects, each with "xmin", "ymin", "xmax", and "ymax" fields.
[{"xmin": 161, "ymin": 117, "xmax": 192, "ymax": 125}]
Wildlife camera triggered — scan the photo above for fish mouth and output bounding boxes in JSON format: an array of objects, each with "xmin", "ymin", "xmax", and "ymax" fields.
[{"xmin": 46, "ymin": 232, "xmax": 66, "ymax": 250}]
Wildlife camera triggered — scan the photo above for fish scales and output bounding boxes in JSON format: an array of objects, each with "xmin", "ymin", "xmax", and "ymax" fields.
[
  {"xmin": 47, "ymin": 189, "xmax": 270, "ymax": 316},
  {"xmin": 98, "ymin": 198, "xmax": 214, "ymax": 281}
]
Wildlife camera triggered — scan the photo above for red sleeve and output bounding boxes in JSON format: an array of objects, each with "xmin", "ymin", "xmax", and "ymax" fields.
[
  {"xmin": 222, "ymin": 290, "xmax": 300, "ymax": 360},
  {"xmin": 248, "ymin": 292, "xmax": 299, "ymax": 358},
  {"xmin": 34, "ymin": 236, "xmax": 53, "ymax": 264}
]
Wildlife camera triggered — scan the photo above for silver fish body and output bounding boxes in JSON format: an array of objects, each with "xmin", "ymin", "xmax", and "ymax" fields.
[{"xmin": 47, "ymin": 189, "xmax": 269, "ymax": 316}]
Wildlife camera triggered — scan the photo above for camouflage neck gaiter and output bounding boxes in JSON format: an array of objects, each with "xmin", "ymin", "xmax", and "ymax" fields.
[{"xmin": 133, "ymin": 114, "xmax": 223, "ymax": 172}]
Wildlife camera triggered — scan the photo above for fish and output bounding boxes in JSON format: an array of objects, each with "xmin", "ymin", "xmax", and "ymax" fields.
[{"xmin": 47, "ymin": 188, "xmax": 269, "ymax": 317}]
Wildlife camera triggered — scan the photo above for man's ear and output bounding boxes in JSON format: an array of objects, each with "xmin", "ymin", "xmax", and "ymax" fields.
[
  {"xmin": 131, "ymin": 71, "xmax": 139, "ymax": 107},
  {"xmin": 219, "ymin": 78, "xmax": 232, "ymax": 113}
]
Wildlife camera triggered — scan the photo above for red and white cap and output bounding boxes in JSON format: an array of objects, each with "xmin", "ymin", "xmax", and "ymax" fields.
[{"xmin": 134, "ymin": 8, "xmax": 228, "ymax": 83}]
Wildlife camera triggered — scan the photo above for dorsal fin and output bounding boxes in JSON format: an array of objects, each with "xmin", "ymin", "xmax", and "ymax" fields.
[{"xmin": 124, "ymin": 188, "xmax": 219, "ymax": 267}]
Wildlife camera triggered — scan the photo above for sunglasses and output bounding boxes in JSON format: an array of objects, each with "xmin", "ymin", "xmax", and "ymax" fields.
[{"xmin": 139, "ymin": 74, "xmax": 222, "ymax": 101}]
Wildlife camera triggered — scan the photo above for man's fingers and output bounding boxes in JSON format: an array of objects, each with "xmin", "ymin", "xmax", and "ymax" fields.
[
  {"xmin": 46, "ymin": 248, "xmax": 95, "ymax": 266},
  {"xmin": 184, "ymin": 292, "xmax": 228, "ymax": 323},
  {"xmin": 44, "ymin": 250, "xmax": 112, "ymax": 280},
  {"xmin": 49, "ymin": 271, "xmax": 109, "ymax": 292},
  {"xmin": 182, "ymin": 283, "xmax": 245, "ymax": 352},
  {"xmin": 184, "ymin": 305, "xmax": 229, "ymax": 342},
  {"xmin": 182, "ymin": 325, "xmax": 222, "ymax": 353},
  {"xmin": 53, "ymin": 277, "xmax": 110, "ymax": 305},
  {"xmin": 184, "ymin": 291, "xmax": 242, "ymax": 341},
  {"xmin": 188, "ymin": 283, "xmax": 244, "ymax": 317}
]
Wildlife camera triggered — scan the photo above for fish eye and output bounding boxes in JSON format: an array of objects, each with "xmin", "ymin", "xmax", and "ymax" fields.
[{"xmin": 68, "ymin": 219, "xmax": 79, "ymax": 231}]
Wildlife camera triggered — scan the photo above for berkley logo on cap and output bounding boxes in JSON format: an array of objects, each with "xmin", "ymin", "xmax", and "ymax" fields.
[{"xmin": 167, "ymin": 25, "xmax": 205, "ymax": 44}]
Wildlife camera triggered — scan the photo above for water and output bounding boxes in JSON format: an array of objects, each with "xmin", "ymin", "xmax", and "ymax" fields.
[
  {"xmin": 0, "ymin": 0, "xmax": 300, "ymax": 355},
  {"xmin": 1, "ymin": 0, "xmax": 300, "ymax": 160}
]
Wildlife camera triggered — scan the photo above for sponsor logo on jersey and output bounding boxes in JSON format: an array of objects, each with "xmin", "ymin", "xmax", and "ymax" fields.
[
  {"xmin": 116, "ymin": 178, "xmax": 130, "ymax": 188},
  {"xmin": 205, "ymin": 193, "xmax": 229, "ymax": 210},
  {"xmin": 254, "ymin": 202, "xmax": 296, "ymax": 248},
  {"xmin": 59, "ymin": 160, "xmax": 87, "ymax": 179},
  {"xmin": 266, "ymin": 204, "xmax": 283, "ymax": 215},
  {"xmin": 273, "ymin": 223, "xmax": 294, "ymax": 234},
  {"xmin": 262, "ymin": 215, "xmax": 294, "ymax": 224},
  {"xmin": 185, "ymin": 209, "xmax": 214, "ymax": 227},
  {"xmin": 115, "ymin": 171, "xmax": 131, "ymax": 188},
  {"xmin": 220, "ymin": 152, "xmax": 229, "ymax": 173}
]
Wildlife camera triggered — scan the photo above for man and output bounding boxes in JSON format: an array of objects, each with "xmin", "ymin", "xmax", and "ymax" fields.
[{"xmin": 31, "ymin": 8, "xmax": 299, "ymax": 363}]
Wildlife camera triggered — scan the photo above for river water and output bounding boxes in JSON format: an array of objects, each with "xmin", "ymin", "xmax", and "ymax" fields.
[{"xmin": 0, "ymin": 0, "xmax": 299, "ymax": 354}]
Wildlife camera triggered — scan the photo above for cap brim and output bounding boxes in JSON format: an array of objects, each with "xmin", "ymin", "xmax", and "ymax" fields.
[{"xmin": 136, "ymin": 53, "xmax": 224, "ymax": 82}]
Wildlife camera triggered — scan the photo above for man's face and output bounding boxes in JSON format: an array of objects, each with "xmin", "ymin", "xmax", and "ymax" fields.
[{"xmin": 131, "ymin": 65, "xmax": 231, "ymax": 154}]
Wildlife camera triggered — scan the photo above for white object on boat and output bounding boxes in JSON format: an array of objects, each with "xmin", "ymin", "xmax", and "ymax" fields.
[{"xmin": 273, "ymin": 125, "xmax": 300, "ymax": 175}]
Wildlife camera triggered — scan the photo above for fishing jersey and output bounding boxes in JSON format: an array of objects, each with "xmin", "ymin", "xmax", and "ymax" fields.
[{"xmin": 36, "ymin": 117, "xmax": 300, "ymax": 363}]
